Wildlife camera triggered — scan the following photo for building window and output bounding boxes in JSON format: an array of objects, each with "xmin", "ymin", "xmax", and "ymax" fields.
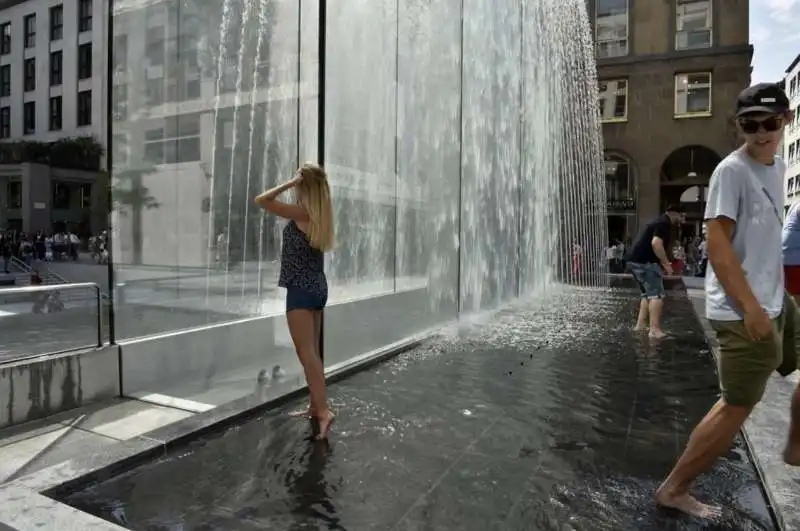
[
  {"xmin": 790, "ymin": 177, "xmax": 795, "ymax": 195},
  {"xmin": 112, "ymin": 84, "xmax": 127, "ymax": 121},
  {"xmin": 0, "ymin": 107, "xmax": 9, "ymax": 138},
  {"xmin": 114, "ymin": 34, "xmax": 127, "ymax": 70},
  {"xmin": 146, "ymin": 26, "xmax": 165, "ymax": 66},
  {"xmin": 49, "ymin": 96, "xmax": 61, "ymax": 130},
  {"xmin": 605, "ymin": 153, "xmax": 636, "ymax": 210},
  {"xmin": 146, "ymin": 78, "xmax": 163, "ymax": 105},
  {"xmin": 77, "ymin": 90, "xmax": 92, "ymax": 126},
  {"xmin": 53, "ymin": 182, "xmax": 71, "ymax": 209},
  {"xmin": 23, "ymin": 14, "xmax": 35, "ymax": 49},
  {"xmin": 186, "ymin": 79, "xmax": 201, "ymax": 100},
  {"xmin": 675, "ymin": 72, "xmax": 712, "ymax": 117},
  {"xmin": 78, "ymin": 43, "xmax": 92, "ymax": 79},
  {"xmin": 598, "ymin": 79, "xmax": 628, "ymax": 122},
  {"xmin": 0, "ymin": 65, "xmax": 10, "ymax": 97},
  {"xmin": 78, "ymin": 0, "xmax": 92, "ymax": 32},
  {"xmin": 50, "ymin": 5, "xmax": 63, "ymax": 41},
  {"xmin": 595, "ymin": 0, "xmax": 628, "ymax": 58},
  {"xmin": 23, "ymin": 101, "xmax": 35, "ymax": 134},
  {"xmin": 676, "ymin": 0, "xmax": 712, "ymax": 50},
  {"xmin": 23, "ymin": 58, "xmax": 35, "ymax": 92},
  {"xmin": 77, "ymin": 90, "xmax": 91, "ymax": 126},
  {"xmin": 0, "ymin": 23, "xmax": 10, "ymax": 55},
  {"xmin": 80, "ymin": 183, "xmax": 92, "ymax": 208},
  {"xmin": 50, "ymin": 51, "xmax": 62, "ymax": 85},
  {"xmin": 113, "ymin": 134, "xmax": 129, "ymax": 165},
  {"xmin": 144, "ymin": 113, "xmax": 202, "ymax": 165},
  {"xmin": 7, "ymin": 181, "xmax": 20, "ymax": 208}
]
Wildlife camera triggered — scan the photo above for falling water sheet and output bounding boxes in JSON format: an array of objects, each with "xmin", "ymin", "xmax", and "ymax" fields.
[{"xmin": 59, "ymin": 287, "xmax": 775, "ymax": 531}]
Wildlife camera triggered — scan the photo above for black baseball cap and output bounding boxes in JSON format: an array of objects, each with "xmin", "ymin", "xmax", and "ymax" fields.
[
  {"xmin": 736, "ymin": 82, "xmax": 790, "ymax": 117},
  {"xmin": 665, "ymin": 204, "xmax": 685, "ymax": 214}
]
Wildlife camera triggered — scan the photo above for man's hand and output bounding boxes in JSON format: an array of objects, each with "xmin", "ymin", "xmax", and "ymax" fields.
[
  {"xmin": 743, "ymin": 304, "xmax": 773, "ymax": 341},
  {"xmin": 661, "ymin": 262, "xmax": 674, "ymax": 276}
]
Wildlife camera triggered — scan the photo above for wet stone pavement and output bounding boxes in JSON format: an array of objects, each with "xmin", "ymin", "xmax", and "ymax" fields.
[{"xmin": 61, "ymin": 286, "xmax": 775, "ymax": 530}]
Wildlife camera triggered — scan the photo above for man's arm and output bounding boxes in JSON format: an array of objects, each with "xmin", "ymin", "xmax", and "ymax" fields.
[
  {"xmin": 707, "ymin": 217, "xmax": 759, "ymax": 314},
  {"xmin": 651, "ymin": 234, "xmax": 671, "ymax": 268},
  {"xmin": 703, "ymin": 162, "xmax": 759, "ymax": 314}
]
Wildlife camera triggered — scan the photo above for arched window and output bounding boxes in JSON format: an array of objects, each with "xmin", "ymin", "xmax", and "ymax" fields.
[
  {"xmin": 679, "ymin": 185, "xmax": 708, "ymax": 203},
  {"xmin": 604, "ymin": 152, "xmax": 635, "ymax": 210}
]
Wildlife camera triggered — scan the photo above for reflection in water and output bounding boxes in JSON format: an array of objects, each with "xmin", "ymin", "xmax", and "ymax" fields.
[{"xmin": 284, "ymin": 437, "xmax": 340, "ymax": 530}]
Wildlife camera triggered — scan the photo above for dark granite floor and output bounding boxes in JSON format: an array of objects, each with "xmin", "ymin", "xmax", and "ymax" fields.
[{"xmin": 59, "ymin": 286, "xmax": 776, "ymax": 530}]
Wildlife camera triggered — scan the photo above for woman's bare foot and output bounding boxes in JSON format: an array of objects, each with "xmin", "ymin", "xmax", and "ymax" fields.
[
  {"xmin": 783, "ymin": 442, "xmax": 800, "ymax": 465},
  {"xmin": 656, "ymin": 486, "xmax": 722, "ymax": 519},
  {"xmin": 288, "ymin": 403, "xmax": 315, "ymax": 418},
  {"xmin": 633, "ymin": 324, "xmax": 647, "ymax": 332},
  {"xmin": 316, "ymin": 409, "xmax": 335, "ymax": 440},
  {"xmin": 649, "ymin": 329, "xmax": 668, "ymax": 339}
]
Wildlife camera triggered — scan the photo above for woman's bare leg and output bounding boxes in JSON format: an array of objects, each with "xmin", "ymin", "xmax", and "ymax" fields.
[
  {"xmin": 312, "ymin": 309, "xmax": 334, "ymax": 438},
  {"xmin": 287, "ymin": 309, "xmax": 333, "ymax": 438},
  {"xmin": 287, "ymin": 309, "xmax": 325, "ymax": 418}
]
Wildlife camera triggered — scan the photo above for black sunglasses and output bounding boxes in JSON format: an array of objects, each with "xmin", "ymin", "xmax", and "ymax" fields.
[{"xmin": 738, "ymin": 116, "xmax": 783, "ymax": 134}]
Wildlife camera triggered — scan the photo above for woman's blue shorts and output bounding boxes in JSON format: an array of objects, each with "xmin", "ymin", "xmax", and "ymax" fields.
[{"xmin": 286, "ymin": 286, "xmax": 327, "ymax": 312}]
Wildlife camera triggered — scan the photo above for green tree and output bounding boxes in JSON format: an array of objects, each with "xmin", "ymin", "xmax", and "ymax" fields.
[{"xmin": 106, "ymin": 165, "xmax": 160, "ymax": 264}]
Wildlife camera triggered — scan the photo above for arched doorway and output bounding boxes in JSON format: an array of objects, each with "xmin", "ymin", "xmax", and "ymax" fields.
[
  {"xmin": 660, "ymin": 145, "xmax": 721, "ymax": 240},
  {"xmin": 604, "ymin": 151, "xmax": 636, "ymax": 245}
]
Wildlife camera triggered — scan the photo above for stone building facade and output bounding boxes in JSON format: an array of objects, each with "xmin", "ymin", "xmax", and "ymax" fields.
[{"xmin": 588, "ymin": 0, "xmax": 752, "ymax": 242}]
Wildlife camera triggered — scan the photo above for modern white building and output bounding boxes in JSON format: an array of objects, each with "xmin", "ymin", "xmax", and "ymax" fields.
[
  {"xmin": 0, "ymin": 0, "xmax": 108, "ymax": 234},
  {"xmin": 784, "ymin": 53, "xmax": 800, "ymax": 212}
]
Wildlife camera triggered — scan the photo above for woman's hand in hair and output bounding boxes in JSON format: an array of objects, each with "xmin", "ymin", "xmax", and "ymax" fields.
[{"xmin": 254, "ymin": 179, "xmax": 309, "ymax": 222}]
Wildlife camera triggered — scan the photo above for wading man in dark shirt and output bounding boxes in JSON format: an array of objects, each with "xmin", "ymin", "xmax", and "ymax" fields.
[{"xmin": 624, "ymin": 205, "xmax": 685, "ymax": 338}]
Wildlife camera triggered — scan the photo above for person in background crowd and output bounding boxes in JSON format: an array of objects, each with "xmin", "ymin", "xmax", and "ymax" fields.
[
  {"xmin": 784, "ymin": 202, "xmax": 800, "ymax": 304},
  {"xmin": 671, "ymin": 241, "xmax": 686, "ymax": 276}
]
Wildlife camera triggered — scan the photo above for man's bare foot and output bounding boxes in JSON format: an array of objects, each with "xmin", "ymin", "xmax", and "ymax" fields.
[
  {"xmin": 316, "ymin": 410, "xmax": 335, "ymax": 440},
  {"xmin": 783, "ymin": 442, "xmax": 800, "ymax": 465},
  {"xmin": 633, "ymin": 324, "xmax": 647, "ymax": 332},
  {"xmin": 649, "ymin": 329, "xmax": 668, "ymax": 339},
  {"xmin": 656, "ymin": 487, "xmax": 722, "ymax": 519}
]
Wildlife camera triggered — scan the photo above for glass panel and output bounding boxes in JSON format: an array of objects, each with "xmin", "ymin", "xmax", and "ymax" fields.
[
  {"xmin": 324, "ymin": 0, "xmax": 401, "ymax": 367},
  {"xmin": 112, "ymin": 0, "xmax": 304, "ymax": 407},
  {"xmin": 460, "ymin": 0, "xmax": 523, "ymax": 310}
]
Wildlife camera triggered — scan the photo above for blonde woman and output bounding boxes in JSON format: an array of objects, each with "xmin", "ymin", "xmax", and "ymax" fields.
[{"xmin": 255, "ymin": 162, "xmax": 335, "ymax": 439}]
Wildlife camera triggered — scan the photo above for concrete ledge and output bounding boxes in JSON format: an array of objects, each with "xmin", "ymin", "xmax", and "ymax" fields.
[
  {"xmin": 0, "ymin": 346, "xmax": 120, "ymax": 431},
  {"xmin": 119, "ymin": 287, "xmax": 431, "ymax": 396}
]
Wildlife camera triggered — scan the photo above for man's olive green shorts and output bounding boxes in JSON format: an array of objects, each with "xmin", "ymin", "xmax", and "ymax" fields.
[{"xmin": 710, "ymin": 295, "xmax": 798, "ymax": 408}]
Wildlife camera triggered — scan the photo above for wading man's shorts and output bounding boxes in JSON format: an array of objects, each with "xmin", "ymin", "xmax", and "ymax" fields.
[
  {"xmin": 710, "ymin": 293, "xmax": 799, "ymax": 408},
  {"xmin": 627, "ymin": 262, "xmax": 665, "ymax": 300}
]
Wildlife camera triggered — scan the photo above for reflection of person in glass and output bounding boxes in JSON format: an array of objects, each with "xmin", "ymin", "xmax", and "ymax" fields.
[{"xmin": 255, "ymin": 162, "xmax": 336, "ymax": 440}]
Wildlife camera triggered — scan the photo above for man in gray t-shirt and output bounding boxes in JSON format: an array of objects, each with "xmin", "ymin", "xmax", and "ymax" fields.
[{"xmin": 657, "ymin": 82, "xmax": 799, "ymax": 519}]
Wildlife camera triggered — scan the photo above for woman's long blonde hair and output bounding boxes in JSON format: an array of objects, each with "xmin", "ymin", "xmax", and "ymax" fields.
[{"xmin": 296, "ymin": 162, "xmax": 335, "ymax": 252}]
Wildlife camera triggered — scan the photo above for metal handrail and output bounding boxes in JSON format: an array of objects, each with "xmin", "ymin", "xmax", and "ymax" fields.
[{"xmin": 0, "ymin": 282, "xmax": 103, "ymax": 349}]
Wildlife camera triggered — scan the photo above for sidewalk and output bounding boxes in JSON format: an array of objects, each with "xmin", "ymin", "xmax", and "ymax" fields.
[{"xmin": 686, "ymin": 285, "xmax": 800, "ymax": 530}]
